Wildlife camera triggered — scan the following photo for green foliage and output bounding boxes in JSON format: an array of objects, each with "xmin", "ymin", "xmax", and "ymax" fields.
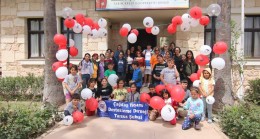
[
  {"xmin": 244, "ymin": 78, "xmax": 260, "ymax": 105},
  {"xmin": 0, "ymin": 74, "xmax": 43, "ymax": 101},
  {"xmin": 220, "ymin": 103, "xmax": 260, "ymax": 139}
]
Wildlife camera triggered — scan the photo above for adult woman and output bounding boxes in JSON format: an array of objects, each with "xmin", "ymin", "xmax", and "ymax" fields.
[
  {"xmin": 104, "ymin": 51, "xmax": 113, "ymax": 71},
  {"xmin": 161, "ymin": 44, "xmax": 172, "ymax": 57},
  {"xmin": 78, "ymin": 53, "xmax": 94, "ymax": 88},
  {"xmin": 151, "ymin": 47, "xmax": 160, "ymax": 70},
  {"xmin": 164, "ymin": 51, "xmax": 171, "ymax": 63},
  {"xmin": 91, "ymin": 53, "xmax": 99, "ymax": 80},
  {"xmin": 98, "ymin": 54, "xmax": 105, "ymax": 87},
  {"xmin": 183, "ymin": 50, "xmax": 198, "ymax": 88},
  {"xmin": 114, "ymin": 44, "xmax": 123, "ymax": 61},
  {"xmin": 114, "ymin": 51, "xmax": 127, "ymax": 80},
  {"xmin": 173, "ymin": 47, "xmax": 184, "ymax": 80},
  {"xmin": 130, "ymin": 46, "xmax": 136, "ymax": 59},
  {"xmin": 125, "ymin": 49, "xmax": 134, "ymax": 86}
]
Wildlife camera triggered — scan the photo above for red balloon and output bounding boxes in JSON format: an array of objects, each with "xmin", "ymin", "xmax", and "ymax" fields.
[
  {"xmin": 189, "ymin": 6, "xmax": 203, "ymax": 19},
  {"xmin": 155, "ymin": 84, "xmax": 165, "ymax": 95},
  {"xmin": 85, "ymin": 97, "xmax": 98, "ymax": 111},
  {"xmin": 53, "ymin": 34, "xmax": 67, "ymax": 46},
  {"xmin": 59, "ymin": 44, "xmax": 67, "ymax": 49},
  {"xmin": 72, "ymin": 111, "xmax": 84, "ymax": 123},
  {"xmin": 92, "ymin": 22, "xmax": 100, "ymax": 30},
  {"xmin": 171, "ymin": 16, "xmax": 183, "ymax": 26},
  {"xmin": 190, "ymin": 73, "xmax": 199, "ymax": 82},
  {"xmin": 69, "ymin": 46, "xmax": 78, "ymax": 57},
  {"xmin": 119, "ymin": 27, "xmax": 129, "ymax": 37},
  {"xmin": 167, "ymin": 24, "xmax": 177, "ymax": 34},
  {"xmin": 199, "ymin": 16, "xmax": 210, "ymax": 26},
  {"xmin": 75, "ymin": 13, "xmax": 85, "ymax": 25},
  {"xmin": 140, "ymin": 93, "xmax": 151, "ymax": 104},
  {"xmin": 57, "ymin": 78, "xmax": 64, "ymax": 82},
  {"xmin": 150, "ymin": 96, "xmax": 165, "ymax": 110},
  {"xmin": 166, "ymin": 84, "xmax": 174, "ymax": 93},
  {"xmin": 195, "ymin": 54, "xmax": 210, "ymax": 66},
  {"xmin": 197, "ymin": 68, "xmax": 204, "ymax": 79},
  {"xmin": 170, "ymin": 85, "xmax": 185, "ymax": 103},
  {"xmin": 213, "ymin": 41, "xmax": 228, "ymax": 54},
  {"xmin": 64, "ymin": 18, "xmax": 75, "ymax": 29},
  {"xmin": 52, "ymin": 61, "xmax": 64, "ymax": 71},
  {"xmin": 145, "ymin": 27, "xmax": 152, "ymax": 34},
  {"xmin": 131, "ymin": 29, "xmax": 139, "ymax": 36},
  {"xmin": 84, "ymin": 17, "xmax": 94, "ymax": 26}
]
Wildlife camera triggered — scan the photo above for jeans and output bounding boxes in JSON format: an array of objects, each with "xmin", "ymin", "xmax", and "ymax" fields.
[
  {"xmin": 182, "ymin": 114, "xmax": 202, "ymax": 130},
  {"xmin": 202, "ymin": 97, "xmax": 212, "ymax": 120},
  {"xmin": 64, "ymin": 110, "xmax": 71, "ymax": 116},
  {"xmin": 82, "ymin": 74, "xmax": 90, "ymax": 89}
]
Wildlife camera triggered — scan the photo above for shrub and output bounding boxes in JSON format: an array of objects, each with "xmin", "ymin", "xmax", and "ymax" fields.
[
  {"xmin": 244, "ymin": 78, "xmax": 260, "ymax": 105},
  {"xmin": 220, "ymin": 103, "xmax": 260, "ymax": 139}
]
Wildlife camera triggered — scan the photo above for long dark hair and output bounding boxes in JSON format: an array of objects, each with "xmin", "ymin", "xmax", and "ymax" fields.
[
  {"xmin": 80, "ymin": 53, "xmax": 91, "ymax": 66},
  {"xmin": 185, "ymin": 50, "xmax": 195, "ymax": 61}
]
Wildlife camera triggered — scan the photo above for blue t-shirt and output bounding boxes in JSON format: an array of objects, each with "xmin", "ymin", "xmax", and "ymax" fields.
[{"xmin": 117, "ymin": 59, "xmax": 124, "ymax": 72}]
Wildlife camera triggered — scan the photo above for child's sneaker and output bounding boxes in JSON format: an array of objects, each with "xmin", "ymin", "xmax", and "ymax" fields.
[
  {"xmin": 194, "ymin": 124, "xmax": 201, "ymax": 130},
  {"xmin": 207, "ymin": 119, "xmax": 213, "ymax": 124},
  {"xmin": 201, "ymin": 116, "xmax": 205, "ymax": 121}
]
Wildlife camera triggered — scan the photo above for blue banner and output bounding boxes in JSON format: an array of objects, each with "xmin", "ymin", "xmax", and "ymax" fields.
[{"xmin": 97, "ymin": 101, "xmax": 149, "ymax": 122}]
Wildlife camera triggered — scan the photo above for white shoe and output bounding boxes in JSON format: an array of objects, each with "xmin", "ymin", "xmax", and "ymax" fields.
[
  {"xmin": 208, "ymin": 119, "xmax": 213, "ymax": 123},
  {"xmin": 201, "ymin": 116, "xmax": 205, "ymax": 121}
]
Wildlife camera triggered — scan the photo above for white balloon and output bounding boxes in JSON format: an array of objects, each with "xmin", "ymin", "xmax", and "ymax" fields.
[
  {"xmin": 206, "ymin": 96, "xmax": 215, "ymax": 105},
  {"xmin": 81, "ymin": 88, "xmax": 93, "ymax": 100},
  {"xmin": 211, "ymin": 57, "xmax": 225, "ymax": 70},
  {"xmin": 63, "ymin": 115, "xmax": 73, "ymax": 126},
  {"xmin": 161, "ymin": 105, "xmax": 175, "ymax": 121},
  {"xmin": 82, "ymin": 25, "xmax": 92, "ymax": 35},
  {"xmin": 55, "ymin": 67, "xmax": 68, "ymax": 79},
  {"xmin": 98, "ymin": 18, "xmax": 107, "ymax": 28},
  {"xmin": 151, "ymin": 26, "xmax": 160, "ymax": 35},
  {"xmin": 90, "ymin": 29, "xmax": 99, "ymax": 39},
  {"xmin": 127, "ymin": 33, "xmax": 137, "ymax": 44},
  {"xmin": 62, "ymin": 7, "xmax": 73, "ymax": 19},
  {"xmin": 180, "ymin": 22, "xmax": 190, "ymax": 32},
  {"xmin": 56, "ymin": 49, "xmax": 68, "ymax": 61},
  {"xmin": 73, "ymin": 23, "xmax": 82, "ymax": 33},
  {"xmin": 108, "ymin": 74, "xmax": 118, "ymax": 87},
  {"xmin": 69, "ymin": 39, "xmax": 74, "ymax": 47},
  {"xmin": 200, "ymin": 45, "xmax": 212, "ymax": 55},
  {"xmin": 182, "ymin": 13, "xmax": 192, "ymax": 24},
  {"xmin": 122, "ymin": 23, "xmax": 131, "ymax": 32},
  {"xmin": 193, "ymin": 80, "xmax": 200, "ymax": 87},
  {"xmin": 143, "ymin": 17, "xmax": 154, "ymax": 28},
  {"xmin": 98, "ymin": 28, "xmax": 107, "ymax": 37},
  {"xmin": 190, "ymin": 18, "xmax": 199, "ymax": 27}
]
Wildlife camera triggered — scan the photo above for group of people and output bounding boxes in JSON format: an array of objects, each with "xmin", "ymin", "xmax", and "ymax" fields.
[{"xmin": 63, "ymin": 43, "xmax": 215, "ymax": 131}]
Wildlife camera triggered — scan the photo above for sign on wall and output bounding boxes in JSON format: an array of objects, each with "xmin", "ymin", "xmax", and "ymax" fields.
[{"xmin": 96, "ymin": 0, "xmax": 189, "ymax": 11}]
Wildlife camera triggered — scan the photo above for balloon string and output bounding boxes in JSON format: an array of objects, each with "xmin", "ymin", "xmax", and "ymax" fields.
[{"xmin": 131, "ymin": 23, "xmax": 170, "ymax": 29}]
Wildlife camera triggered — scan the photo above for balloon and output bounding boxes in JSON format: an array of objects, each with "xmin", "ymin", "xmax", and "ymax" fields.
[
  {"xmin": 63, "ymin": 115, "xmax": 73, "ymax": 126},
  {"xmin": 75, "ymin": 13, "xmax": 85, "ymax": 25},
  {"xmin": 200, "ymin": 45, "xmax": 212, "ymax": 55},
  {"xmin": 190, "ymin": 18, "xmax": 199, "ymax": 27},
  {"xmin": 190, "ymin": 73, "xmax": 199, "ymax": 82},
  {"xmin": 211, "ymin": 57, "xmax": 225, "ymax": 70},
  {"xmin": 145, "ymin": 27, "xmax": 152, "ymax": 34},
  {"xmin": 197, "ymin": 68, "xmax": 205, "ymax": 78},
  {"xmin": 69, "ymin": 46, "xmax": 78, "ymax": 57},
  {"xmin": 167, "ymin": 24, "xmax": 177, "ymax": 34},
  {"xmin": 207, "ymin": 4, "xmax": 221, "ymax": 16},
  {"xmin": 62, "ymin": 7, "xmax": 73, "ymax": 19},
  {"xmin": 140, "ymin": 93, "xmax": 151, "ymax": 103},
  {"xmin": 131, "ymin": 29, "xmax": 139, "ymax": 36},
  {"xmin": 59, "ymin": 44, "xmax": 66, "ymax": 49},
  {"xmin": 108, "ymin": 74, "xmax": 118, "ymax": 86},
  {"xmin": 56, "ymin": 49, "xmax": 68, "ymax": 61},
  {"xmin": 84, "ymin": 17, "xmax": 94, "ymax": 27},
  {"xmin": 150, "ymin": 96, "xmax": 165, "ymax": 110},
  {"xmin": 92, "ymin": 22, "xmax": 100, "ymax": 30},
  {"xmin": 98, "ymin": 18, "xmax": 107, "ymax": 28},
  {"xmin": 58, "ymin": 78, "xmax": 64, "ymax": 82},
  {"xmin": 72, "ymin": 111, "xmax": 84, "ymax": 123},
  {"xmin": 151, "ymin": 26, "xmax": 160, "ymax": 35},
  {"xmin": 206, "ymin": 96, "xmax": 215, "ymax": 104},
  {"xmin": 55, "ymin": 67, "xmax": 68, "ymax": 79},
  {"xmin": 119, "ymin": 27, "xmax": 129, "ymax": 37},
  {"xmin": 199, "ymin": 16, "xmax": 210, "ymax": 26},
  {"xmin": 170, "ymin": 85, "xmax": 185, "ymax": 103},
  {"xmin": 82, "ymin": 25, "xmax": 92, "ymax": 35},
  {"xmin": 53, "ymin": 34, "xmax": 67, "ymax": 45},
  {"xmin": 189, "ymin": 6, "xmax": 202, "ymax": 19},
  {"xmin": 213, "ymin": 41, "xmax": 228, "ymax": 54},
  {"xmin": 172, "ymin": 16, "xmax": 183, "ymax": 26},
  {"xmin": 161, "ymin": 105, "xmax": 175, "ymax": 121},
  {"xmin": 64, "ymin": 18, "xmax": 75, "ymax": 28},
  {"xmin": 181, "ymin": 13, "xmax": 192, "ymax": 24},
  {"xmin": 73, "ymin": 23, "xmax": 82, "ymax": 33},
  {"xmin": 180, "ymin": 22, "xmax": 190, "ymax": 32},
  {"xmin": 52, "ymin": 61, "xmax": 64, "ymax": 71},
  {"xmin": 155, "ymin": 84, "xmax": 165, "ymax": 95},
  {"xmin": 122, "ymin": 23, "xmax": 131, "ymax": 32},
  {"xmin": 143, "ymin": 17, "xmax": 154, "ymax": 28},
  {"xmin": 98, "ymin": 28, "xmax": 107, "ymax": 37},
  {"xmin": 193, "ymin": 80, "xmax": 200, "ymax": 87},
  {"xmin": 81, "ymin": 88, "xmax": 93, "ymax": 100},
  {"xmin": 69, "ymin": 39, "xmax": 75, "ymax": 46},
  {"xmin": 85, "ymin": 97, "xmax": 98, "ymax": 111},
  {"xmin": 90, "ymin": 29, "xmax": 99, "ymax": 39},
  {"xmin": 195, "ymin": 54, "xmax": 210, "ymax": 66},
  {"xmin": 166, "ymin": 84, "xmax": 174, "ymax": 93},
  {"xmin": 127, "ymin": 33, "xmax": 137, "ymax": 44}
]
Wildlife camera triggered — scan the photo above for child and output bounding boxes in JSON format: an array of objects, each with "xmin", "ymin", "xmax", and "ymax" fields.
[
  {"xmin": 182, "ymin": 87, "xmax": 204, "ymax": 130},
  {"xmin": 160, "ymin": 58, "xmax": 180, "ymax": 85},
  {"xmin": 129, "ymin": 61, "xmax": 142, "ymax": 92},
  {"xmin": 104, "ymin": 62, "xmax": 116, "ymax": 79},
  {"xmin": 161, "ymin": 89, "xmax": 178, "ymax": 125},
  {"xmin": 199, "ymin": 68, "xmax": 215, "ymax": 123},
  {"xmin": 148, "ymin": 84, "xmax": 159, "ymax": 121},
  {"xmin": 152, "ymin": 54, "xmax": 167, "ymax": 86},
  {"xmin": 104, "ymin": 51, "xmax": 113, "ymax": 71},
  {"xmin": 96, "ymin": 78, "xmax": 113, "ymax": 101},
  {"xmin": 178, "ymin": 79, "xmax": 191, "ymax": 118},
  {"xmin": 126, "ymin": 83, "xmax": 140, "ymax": 102},
  {"xmin": 78, "ymin": 53, "xmax": 94, "ymax": 89},
  {"xmin": 64, "ymin": 65, "xmax": 82, "ymax": 104},
  {"xmin": 64, "ymin": 93, "xmax": 81, "ymax": 116},
  {"xmin": 142, "ymin": 45, "xmax": 153, "ymax": 87},
  {"xmin": 85, "ymin": 78, "xmax": 97, "ymax": 116},
  {"xmin": 111, "ymin": 78, "xmax": 128, "ymax": 101}
]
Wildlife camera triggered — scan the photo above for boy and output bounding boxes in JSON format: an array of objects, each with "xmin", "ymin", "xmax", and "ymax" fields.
[
  {"xmin": 147, "ymin": 84, "xmax": 159, "ymax": 121},
  {"xmin": 64, "ymin": 94, "xmax": 81, "ymax": 116},
  {"xmin": 104, "ymin": 62, "xmax": 116, "ymax": 79},
  {"xmin": 129, "ymin": 61, "xmax": 142, "ymax": 92},
  {"xmin": 152, "ymin": 54, "xmax": 167, "ymax": 86},
  {"xmin": 160, "ymin": 58, "xmax": 180, "ymax": 85},
  {"xmin": 178, "ymin": 79, "xmax": 191, "ymax": 118}
]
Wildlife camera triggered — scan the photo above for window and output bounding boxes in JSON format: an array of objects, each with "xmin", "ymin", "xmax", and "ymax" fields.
[
  {"xmin": 204, "ymin": 18, "xmax": 215, "ymax": 46},
  {"xmin": 244, "ymin": 16, "xmax": 260, "ymax": 58},
  {"xmin": 28, "ymin": 18, "xmax": 44, "ymax": 58},
  {"xmin": 61, "ymin": 19, "xmax": 82, "ymax": 59}
]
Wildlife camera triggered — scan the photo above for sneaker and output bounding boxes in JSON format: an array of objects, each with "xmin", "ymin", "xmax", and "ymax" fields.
[
  {"xmin": 194, "ymin": 124, "xmax": 201, "ymax": 130},
  {"xmin": 208, "ymin": 119, "xmax": 213, "ymax": 124},
  {"xmin": 201, "ymin": 116, "xmax": 205, "ymax": 121}
]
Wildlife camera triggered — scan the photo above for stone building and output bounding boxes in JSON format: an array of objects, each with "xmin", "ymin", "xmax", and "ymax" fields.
[{"xmin": 0, "ymin": 0, "xmax": 259, "ymax": 95}]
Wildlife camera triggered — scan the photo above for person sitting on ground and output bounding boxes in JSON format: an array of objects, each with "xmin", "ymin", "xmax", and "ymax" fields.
[
  {"xmin": 147, "ymin": 84, "xmax": 159, "ymax": 121},
  {"xmin": 126, "ymin": 83, "xmax": 140, "ymax": 102},
  {"xmin": 161, "ymin": 89, "xmax": 178, "ymax": 125},
  {"xmin": 111, "ymin": 78, "xmax": 128, "ymax": 101},
  {"xmin": 64, "ymin": 93, "xmax": 82, "ymax": 116},
  {"xmin": 129, "ymin": 61, "xmax": 142, "ymax": 92},
  {"xmin": 85, "ymin": 78, "xmax": 97, "ymax": 116},
  {"xmin": 178, "ymin": 79, "xmax": 191, "ymax": 118},
  {"xmin": 96, "ymin": 78, "xmax": 113, "ymax": 101}
]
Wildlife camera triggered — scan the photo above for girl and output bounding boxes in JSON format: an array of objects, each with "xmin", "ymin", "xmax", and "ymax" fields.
[
  {"xmin": 161, "ymin": 89, "xmax": 178, "ymax": 125},
  {"xmin": 199, "ymin": 68, "xmax": 215, "ymax": 123},
  {"xmin": 126, "ymin": 83, "xmax": 140, "ymax": 102},
  {"xmin": 98, "ymin": 54, "xmax": 105, "ymax": 87},
  {"xmin": 130, "ymin": 46, "xmax": 136, "ymax": 59},
  {"xmin": 64, "ymin": 65, "xmax": 82, "ymax": 104},
  {"xmin": 150, "ymin": 47, "xmax": 160, "ymax": 70},
  {"xmin": 160, "ymin": 58, "xmax": 180, "ymax": 85},
  {"xmin": 96, "ymin": 78, "xmax": 113, "ymax": 101},
  {"xmin": 183, "ymin": 50, "xmax": 198, "ymax": 88},
  {"xmin": 111, "ymin": 78, "xmax": 128, "ymax": 101},
  {"xmin": 134, "ymin": 50, "xmax": 145, "ymax": 77},
  {"xmin": 92, "ymin": 53, "xmax": 99, "ymax": 80},
  {"xmin": 79, "ymin": 53, "xmax": 94, "ymax": 89},
  {"xmin": 115, "ymin": 51, "xmax": 127, "ymax": 80},
  {"xmin": 125, "ymin": 49, "xmax": 134, "ymax": 86},
  {"xmin": 182, "ymin": 87, "xmax": 204, "ymax": 130},
  {"xmin": 85, "ymin": 78, "xmax": 97, "ymax": 116},
  {"xmin": 173, "ymin": 47, "xmax": 184, "ymax": 80}
]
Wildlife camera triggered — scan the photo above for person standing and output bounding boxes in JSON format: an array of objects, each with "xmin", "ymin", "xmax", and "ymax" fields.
[
  {"xmin": 173, "ymin": 47, "xmax": 184, "ymax": 80},
  {"xmin": 78, "ymin": 53, "xmax": 93, "ymax": 89},
  {"xmin": 129, "ymin": 61, "xmax": 142, "ymax": 92},
  {"xmin": 91, "ymin": 53, "xmax": 99, "ymax": 81},
  {"xmin": 160, "ymin": 58, "xmax": 180, "ymax": 85},
  {"xmin": 114, "ymin": 51, "xmax": 127, "ymax": 80},
  {"xmin": 125, "ymin": 49, "xmax": 134, "ymax": 86},
  {"xmin": 183, "ymin": 50, "xmax": 198, "ymax": 88},
  {"xmin": 142, "ymin": 45, "xmax": 153, "ymax": 87},
  {"xmin": 152, "ymin": 54, "xmax": 167, "ymax": 86},
  {"xmin": 114, "ymin": 45, "xmax": 123, "ymax": 61}
]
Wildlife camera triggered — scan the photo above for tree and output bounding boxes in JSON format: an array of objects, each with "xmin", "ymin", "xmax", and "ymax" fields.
[{"xmin": 43, "ymin": 0, "xmax": 65, "ymax": 106}]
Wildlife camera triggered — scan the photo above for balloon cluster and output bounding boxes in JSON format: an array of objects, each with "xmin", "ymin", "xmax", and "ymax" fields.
[
  {"xmin": 81, "ymin": 88, "xmax": 99, "ymax": 112},
  {"xmin": 63, "ymin": 110, "xmax": 84, "ymax": 126},
  {"xmin": 143, "ymin": 17, "xmax": 160, "ymax": 35}
]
